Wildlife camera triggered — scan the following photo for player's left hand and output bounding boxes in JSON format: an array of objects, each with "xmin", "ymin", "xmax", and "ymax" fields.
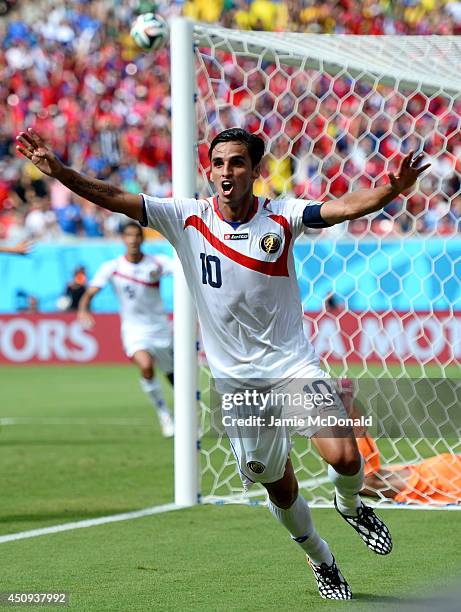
[{"xmin": 388, "ymin": 150, "xmax": 430, "ymax": 194}]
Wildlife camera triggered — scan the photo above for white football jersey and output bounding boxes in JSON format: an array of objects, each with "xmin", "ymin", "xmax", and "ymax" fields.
[
  {"xmin": 90, "ymin": 253, "xmax": 173, "ymax": 338},
  {"xmin": 142, "ymin": 195, "xmax": 323, "ymax": 388}
]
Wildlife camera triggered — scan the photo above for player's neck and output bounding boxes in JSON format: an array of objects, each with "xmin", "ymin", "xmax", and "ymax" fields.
[
  {"xmin": 125, "ymin": 252, "xmax": 143, "ymax": 264},
  {"xmin": 217, "ymin": 195, "xmax": 254, "ymax": 222}
]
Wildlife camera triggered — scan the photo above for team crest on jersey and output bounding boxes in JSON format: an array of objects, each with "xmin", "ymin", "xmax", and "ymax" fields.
[
  {"xmin": 224, "ymin": 233, "xmax": 249, "ymax": 240},
  {"xmin": 247, "ymin": 461, "xmax": 265, "ymax": 474},
  {"xmin": 260, "ymin": 233, "xmax": 281, "ymax": 254}
]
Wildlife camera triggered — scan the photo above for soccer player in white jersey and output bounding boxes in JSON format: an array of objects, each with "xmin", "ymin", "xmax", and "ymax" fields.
[
  {"xmin": 77, "ymin": 221, "xmax": 174, "ymax": 437},
  {"xmin": 17, "ymin": 126, "xmax": 429, "ymax": 600}
]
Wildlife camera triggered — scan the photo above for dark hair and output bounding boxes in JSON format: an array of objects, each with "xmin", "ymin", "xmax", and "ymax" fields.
[
  {"xmin": 208, "ymin": 128, "xmax": 265, "ymax": 168},
  {"xmin": 121, "ymin": 221, "xmax": 143, "ymax": 236}
]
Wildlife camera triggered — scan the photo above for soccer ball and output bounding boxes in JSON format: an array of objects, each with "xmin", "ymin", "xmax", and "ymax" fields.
[{"xmin": 130, "ymin": 13, "xmax": 169, "ymax": 51}]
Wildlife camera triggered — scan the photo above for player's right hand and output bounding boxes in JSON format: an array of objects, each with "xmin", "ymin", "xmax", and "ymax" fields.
[
  {"xmin": 10, "ymin": 240, "xmax": 34, "ymax": 255},
  {"xmin": 16, "ymin": 128, "xmax": 64, "ymax": 178},
  {"xmin": 77, "ymin": 311, "xmax": 95, "ymax": 330}
]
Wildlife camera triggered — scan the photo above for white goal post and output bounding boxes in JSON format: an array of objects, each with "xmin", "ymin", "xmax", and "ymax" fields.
[{"xmin": 171, "ymin": 18, "xmax": 461, "ymax": 509}]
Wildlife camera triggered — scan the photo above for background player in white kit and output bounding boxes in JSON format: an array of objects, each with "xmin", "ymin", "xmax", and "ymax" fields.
[
  {"xmin": 78, "ymin": 221, "xmax": 174, "ymax": 438},
  {"xmin": 17, "ymin": 126, "xmax": 429, "ymax": 600}
]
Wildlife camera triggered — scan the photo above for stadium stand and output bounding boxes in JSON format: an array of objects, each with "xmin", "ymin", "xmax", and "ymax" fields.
[{"xmin": 1, "ymin": 0, "xmax": 461, "ymax": 239}]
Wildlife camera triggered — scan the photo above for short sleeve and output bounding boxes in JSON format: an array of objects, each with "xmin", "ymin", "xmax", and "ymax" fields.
[
  {"xmin": 269, "ymin": 198, "xmax": 327, "ymax": 238},
  {"xmin": 90, "ymin": 260, "xmax": 117, "ymax": 289},
  {"xmin": 141, "ymin": 194, "xmax": 198, "ymax": 246}
]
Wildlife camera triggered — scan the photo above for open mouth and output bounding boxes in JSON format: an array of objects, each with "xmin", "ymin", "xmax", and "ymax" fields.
[{"xmin": 221, "ymin": 180, "xmax": 233, "ymax": 196}]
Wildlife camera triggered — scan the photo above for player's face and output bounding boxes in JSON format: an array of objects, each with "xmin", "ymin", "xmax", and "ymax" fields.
[
  {"xmin": 210, "ymin": 142, "xmax": 260, "ymax": 207},
  {"xmin": 122, "ymin": 227, "xmax": 143, "ymax": 253}
]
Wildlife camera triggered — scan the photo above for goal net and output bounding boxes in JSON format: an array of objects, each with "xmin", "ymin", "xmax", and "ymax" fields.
[{"xmin": 176, "ymin": 23, "xmax": 461, "ymax": 509}]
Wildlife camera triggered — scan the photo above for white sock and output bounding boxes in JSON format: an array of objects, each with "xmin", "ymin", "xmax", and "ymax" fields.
[
  {"xmin": 328, "ymin": 455, "xmax": 364, "ymax": 516},
  {"xmin": 268, "ymin": 495, "xmax": 333, "ymax": 566},
  {"xmin": 139, "ymin": 377, "xmax": 170, "ymax": 419}
]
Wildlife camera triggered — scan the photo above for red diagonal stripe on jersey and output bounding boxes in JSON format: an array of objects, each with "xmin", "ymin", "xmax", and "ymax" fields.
[
  {"xmin": 112, "ymin": 271, "xmax": 159, "ymax": 287},
  {"xmin": 184, "ymin": 215, "xmax": 292, "ymax": 277}
]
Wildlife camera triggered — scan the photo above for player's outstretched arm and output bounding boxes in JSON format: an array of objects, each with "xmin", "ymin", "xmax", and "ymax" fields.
[
  {"xmin": 0, "ymin": 240, "xmax": 33, "ymax": 255},
  {"xmin": 320, "ymin": 151, "xmax": 430, "ymax": 225},
  {"xmin": 16, "ymin": 128, "xmax": 143, "ymax": 222},
  {"xmin": 77, "ymin": 287, "xmax": 100, "ymax": 329}
]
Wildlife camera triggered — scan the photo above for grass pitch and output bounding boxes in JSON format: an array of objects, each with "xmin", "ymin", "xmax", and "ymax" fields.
[{"xmin": 0, "ymin": 365, "xmax": 459, "ymax": 611}]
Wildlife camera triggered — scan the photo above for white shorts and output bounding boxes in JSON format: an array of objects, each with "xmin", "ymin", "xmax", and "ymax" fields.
[
  {"xmin": 121, "ymin": 327, "xmax": 173, "ymax": 374},
  {"xmin": 222, "ymin": 363, "xmax": 347, "ymax": 487}
]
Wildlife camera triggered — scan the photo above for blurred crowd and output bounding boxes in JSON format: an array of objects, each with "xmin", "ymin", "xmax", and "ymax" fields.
[
  {"xmin": 1, "ymin": 0, "xmax": 461, "ymax": 241},
  {"xmin": 185, "ymin": 0, "xmax": 461, "ymax": 34}
]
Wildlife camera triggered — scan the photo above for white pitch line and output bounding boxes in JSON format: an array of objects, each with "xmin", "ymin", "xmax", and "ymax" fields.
[
  {"xmin": 2, "ymin": 472, "xmax": 459, "ymax": 546},
  {"xmin": 0, "ymin": 503, "xmax": 183, "ymax": 544},
  {"xmin": 203, "ymin": 476, "xmax": 461, "ymax": 510}
]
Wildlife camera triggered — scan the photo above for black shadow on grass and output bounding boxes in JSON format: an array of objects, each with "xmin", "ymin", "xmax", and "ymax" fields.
[{"xmin": 354, "ymin": 592, "xmax": 461, "ymax": 609}]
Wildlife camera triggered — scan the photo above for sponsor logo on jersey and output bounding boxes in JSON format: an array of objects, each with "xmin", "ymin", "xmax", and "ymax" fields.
[
  {"xmin": 224, "ymin": 233, "xmax": 249, "ymax": 240},
  {"xmin": 260, "ymin": 233, "xmax": 282, "ymax": 254},
  {"xmin": 247, "ymin": 460, "xmax": 266, "ymax": 474}
]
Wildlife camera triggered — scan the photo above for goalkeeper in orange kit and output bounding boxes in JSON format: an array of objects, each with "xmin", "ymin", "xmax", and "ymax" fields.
[
  {"xmin": 358, "ymin": 435, "xmax": 461, "ymax": 505},
  {"xmin": 339, "ymin": 380, "xmax": 461, "ymax": 506}
]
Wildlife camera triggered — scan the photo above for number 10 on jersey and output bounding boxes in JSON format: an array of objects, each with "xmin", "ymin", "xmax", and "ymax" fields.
[{"xmin": 200, "ymin": 253, "xmax": 222, "ymax": 288}]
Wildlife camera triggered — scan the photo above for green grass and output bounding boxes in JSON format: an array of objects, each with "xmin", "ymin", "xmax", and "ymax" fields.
[
  {"xmin": 1, "ymin": 505, "xmax": 460, "ymax": 611},
  {"xmin": 0, "ymin": 365, "xmax": 460, "ymax": 610},
  {"xmin": 329, "ymin": 362, "xmax": 461, "ymax": 378},
  {"xmin": 0, "ymin": 366, "xmax": 174, "ymax": 535}
]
